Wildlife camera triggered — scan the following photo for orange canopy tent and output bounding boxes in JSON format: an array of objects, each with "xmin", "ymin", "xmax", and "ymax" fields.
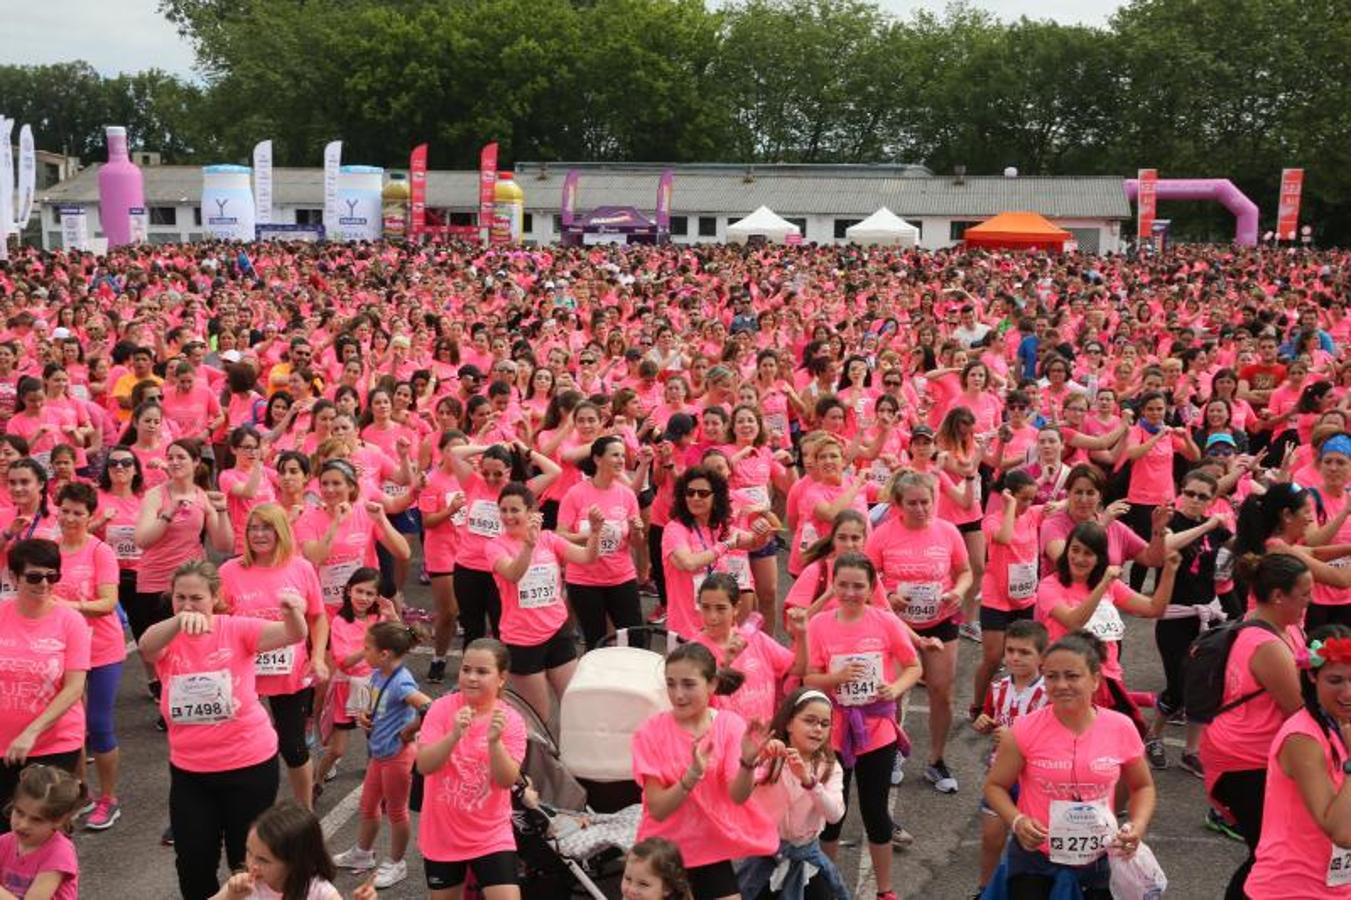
[{"xmin": 963, "ymin": 211, "xmax": 1072, "ymax": 251}]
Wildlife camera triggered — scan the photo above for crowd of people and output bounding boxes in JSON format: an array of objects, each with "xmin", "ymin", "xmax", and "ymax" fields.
[{"xmin": 0, "ymin": 237, "xmax": 1347, "ymax": 899}]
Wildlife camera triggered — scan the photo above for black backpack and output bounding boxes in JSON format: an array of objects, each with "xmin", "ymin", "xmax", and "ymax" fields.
[{"xmin": 1183, "ymin": 618, "xmax": 1282, "ymax": 724}]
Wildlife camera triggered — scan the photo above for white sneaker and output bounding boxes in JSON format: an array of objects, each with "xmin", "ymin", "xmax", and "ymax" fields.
[
  {"xmin": 890, "ymin": 752, "xmax": 906, "ymax": 786},
  {"xmin": 374, "ymin": 858, "xmax": 408, "ymax": 889},
  {"xmin": 332, "ymin": 846, "xmax": 376, "ymax": 870}
]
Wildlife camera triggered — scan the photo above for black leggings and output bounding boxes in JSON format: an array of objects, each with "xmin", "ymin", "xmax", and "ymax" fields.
[
  {"xmin": 1154, "ymin": 616, "xmax": 1201, "ymax": 715},
  {"xmin": 820, "ymin": 741, "xmax": 896, "ymax": 846},
  {"xmin": 266, "ymin": 689, "xmax": 314, "ymax": 768},
  {"xmin": 647, "ymin": 524, "xmax": 667, "ymax": 605},
  {"xmin": 453, "ymin": 565, "xmax": 501, "ymax": 644},
  {"xmin": 171, "ymin": 755, "xmax": 279, "ymax": 900},
  {"xmin": 1121, "ymin": 502, "xmax": 1157, "ymax": 592},
  {"xmin": 568, "ymin": 580, "xmax": 642, "ymax": 650},
  {"xmin": 1212, "ymin": 768, "xmax": 1266, "ymax": 900},
  {"xmin": 128, "ymin": 588, "xmax": 172, "ymax": 645}
]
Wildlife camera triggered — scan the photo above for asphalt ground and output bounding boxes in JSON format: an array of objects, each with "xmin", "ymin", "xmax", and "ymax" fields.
[{"xmin": 73, "ymin": 555, "xmax": 1244, "ymax": 899}]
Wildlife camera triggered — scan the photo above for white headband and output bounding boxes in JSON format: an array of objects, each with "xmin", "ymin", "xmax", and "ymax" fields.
[{"xmin": 795, "ymin": 689, "xmax": 833, "ymax": 708}]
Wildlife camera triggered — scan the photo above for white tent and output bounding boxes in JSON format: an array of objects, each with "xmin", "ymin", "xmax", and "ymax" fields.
[
  {"xmin": 726, "ymin": 205, "xmax": 800, "ymax": 244},
  {"xmin": 845, "ymin": 207, "xmax": 920, "ymax": 247}
]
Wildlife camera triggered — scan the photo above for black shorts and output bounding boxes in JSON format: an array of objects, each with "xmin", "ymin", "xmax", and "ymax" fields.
[
  {"xmin": 332, "ymin": 721, "xmax": 356, "ymax": 732},
  {"xmin": 424, "ymin": 851, "xmax": 518, "ymax": 890},
  {"xmin": 980, "ymin": 605, "xmax": 1036, "ymax": 632},
  {"xmin": 915, "ymin": 618, "xmax": 959, "ymax": 643},
  {"xmin": 957, "ymin": 519, "xmax": 982, "ymax": 535},
  {"xmin": 748, "ymin": 535, "xmax": 780, "ymax": 560},
  {"xmin": 427, "ymin": 570, "xmax": 453, "ymax": 580},
  {"xmin": 685, "ymin": 859, "xmax": 739, "ymax": 900},
  {"xmin": 506, "ymin": 625, "xmax": 578, "ymax": 676}
]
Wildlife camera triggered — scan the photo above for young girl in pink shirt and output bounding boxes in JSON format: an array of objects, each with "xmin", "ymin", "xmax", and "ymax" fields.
[
  {"xmin": 631, "ymin": 641, "xmax": 778, "ymax": 900},
  {"xmin": 416, "ymin": 639, "xmax": 527, "ymax": 900},
  {"xmin": 0, "ymin": 765, "xmax": 81, "ymax": 900}
]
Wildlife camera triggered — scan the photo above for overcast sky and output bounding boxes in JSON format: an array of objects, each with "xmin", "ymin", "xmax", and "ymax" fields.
[{"xmin": 1, "ymin": 0, "xmax": 1124, "ymax": 79}]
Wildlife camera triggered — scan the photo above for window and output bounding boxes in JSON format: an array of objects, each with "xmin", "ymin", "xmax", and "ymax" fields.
[
  {"xmin": 50, "ymin": 206, "xmax": 62, "ymax": 225},
  {"xmin": 148, "ymin": 233, "xmax": 178, "ymax": 245},
  {"xmin": 295, "ymin": 208, "xmax": 323, "ymax": 225},
  {"xmin": 950, "ymin": 220, "xmax": 980, "ymax": 241},
  {"xmin": 698, "ymin": 216, "xmax": 717, "ymax": 237},
  {"xmin": 523, "ymin": 213, "xmax": 534, "ymax": 233},
  {"xmin": 449, "ymin": 212, "xmax": 476, "ymax": 227},
  {"xmin": 670, "ymin": 215, "xmax": 689, "ymax": 236},
  {"xmin": 553, "ymin": 214, "xmax": 564, "ymax": 233},
  {"xmin": 834, "ymin": 218, "xmax": 862, "ymax": 240},
  {"xmin": 785, "ymin": 217, "xmax": 807, "ymax": 237},
  {"xmin": 193, "ymin": 207, "xmax": 202, "ymax": 226},
  {"xmin": 148, "ymin": 206, "xmax": 177, "ymax": 226}
]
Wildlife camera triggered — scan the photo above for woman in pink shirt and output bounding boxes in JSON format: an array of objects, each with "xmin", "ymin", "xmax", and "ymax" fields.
[
  {"xmin": 804, "ymin": 552, "xmax": 921, "ymax": 900},
  {"xmin": 789, "ymin": 436, "xmax": 867, "ymax": 578},
  {"xmin": 161, "ymin": 361, "xmax": 222, "ymax": 447},
  {"xmin": 218, "ymin": 425, "xmax": 277, "ymax": 557},
  {"xmin": 866, "ymin": 470, "xmax": 971, "ymax": 795},
  {"xmin": 121, "ymin": 401, "xmax": 173, "ymax": 490},
  {"xmin": 416, "ymin": 638, "xmax": 527, "ymax": 900},
  {"xmin": 4, "ymin": 377, "xmax": 62, "ymax": 474},
  {"xmin": 1246, "ymin": 627, "xmax": 1351, "ymax": 898},
  {"xmin": 1200, "ymin": 553, "xmax": 1309, "ymax": 899},
  {"xmin": 984, "ymin": 631, "xmax": 1154, "ymax": 899},
  {"xmin": 660, "ymin": 466, "xmax": 754, "ymax": 640},
  {"xmin": 556, "ymin": 435, "xmax": 645, "ymax": 650},
  {"xmin": 139, "ymin": 559, "xmax": 306, "ymax": 900},
  {"xmin": 92, "ymin": 446, "xmax": 147, "ymax": 683},
  {"xmin": 0, "ymin": 538, "xmax": 90, "ymax": 824},
  {"xmin": 52, "ymin": 483, "xmax": 121, "ymax": 830},
  {"xmin": 632, "ymin": 641, "xmax": 778, "ymax": 900},
  {"xmin": 726, "ymin": 404, "xmax": 794, "ymax": 624},
  {"xmin": 220, "ymin": 504, "xmax": 328, "ymax": 810},
  {"xmin": 783, "ymin": 510, "xmax": 891, "ymax": 624},
  {"xmin": 1121, "ymin": 391, "xmax": 1200, "ymax": 590}
]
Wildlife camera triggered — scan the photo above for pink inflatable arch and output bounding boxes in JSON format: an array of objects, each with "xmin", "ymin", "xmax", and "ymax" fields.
[{"xmin": 1123, "ymin": 178, "xmax": 1259, "ymax": 247}]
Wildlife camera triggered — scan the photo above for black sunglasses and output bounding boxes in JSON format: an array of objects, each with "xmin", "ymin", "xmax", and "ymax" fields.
[
  {"xmin": 684, "ymin": 488, "xmax": 713, "ymax": 499},
  {"xmin": 21, "ymin": 571, "xmax": 60, "ymax": 585},
  {"xmin": 106, "ymin": 458, "xmax": 136, "ymax": 468}
]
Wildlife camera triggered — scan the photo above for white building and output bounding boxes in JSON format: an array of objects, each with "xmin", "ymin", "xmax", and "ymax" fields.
[{"xmin": 36, "ymin": 160, "xmax": 1130, "ymax": 253}]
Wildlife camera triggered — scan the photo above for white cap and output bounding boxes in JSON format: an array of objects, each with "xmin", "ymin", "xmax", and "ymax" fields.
[{"xmin": 221, "ymin": 350, "xmax": 243, "ymax": 363}]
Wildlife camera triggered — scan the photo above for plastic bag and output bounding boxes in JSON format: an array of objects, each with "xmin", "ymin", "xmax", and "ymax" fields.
[{"xmin": 1109, "ymin": 842, "xmax": 1168, "ymax": 899}]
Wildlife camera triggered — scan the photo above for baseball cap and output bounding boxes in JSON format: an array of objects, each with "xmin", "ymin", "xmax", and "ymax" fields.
[{"xmin": 1205, "ymin": 433, "xmax": 1237, "ymax": 450}]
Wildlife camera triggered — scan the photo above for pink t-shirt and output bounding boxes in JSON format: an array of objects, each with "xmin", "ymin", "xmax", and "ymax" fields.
[
  {"xmin": 1314, "ymin": 487, "xmax": 1351, "ymax": 607},
  {"xmin": 219, "ymin": 555, "xmax": 323, "ymax": 696},
  {"xmin": 52, "ymin": 538, "xmax": 122, "ymax": 668},
  {"xmin": 1035, "ymin": 576, "xmax": 1136, "ymax": 680},
  {"xmin": 865, "ymin": 517, "xmax": 968, "ymax": 628},
  {"xmin": 782, "ymin": 557, "xmax": 888, "ymax": 621},
  {"xmin": 0, "ymin": 602, "xmax": 89, "ymax": 757},
  {"xmin": 485, "ymin": 531, "xmax": 570, "ymax": 646},
  {"xmin": 218, "ymin": 465, "xmax": 278, "ymax": 557},
  {"xmin": 417, "ymin": 468, "xmax": 465, "ymax": 574},
  {"xmin": 451, "ymin": 472, "xmax": 504, "ymax": 572},
  {"xmin": 556, "ymin": 479, "xmax": 640, "ymax": 586},
  {"xmin": 1038, "ymin": 512, "xmax": 1146, "ymax": 577},
  {"xmin": 660, "ymin": 519, "xmax": 740, "ymax": 640},
  {"xmin": 1125, "ymin": 424, "xmax": 1184, "ymax": 505},
  {"xmin": 293, "ymin": 504, "xmax": 381, "ymax": 609},
  {"xmin": 632, "ymin": 709, "xmax": 779, "ymax": 866},
  {"xmin": 95, "ymin": 491, "xmax": 142, "ymax": 570},
  {"xmin": 160, "ymin": 384, "xmax": 220, "ymax": 441},
  {"xmin": 692, "ymin": 630, "xmax": 794, "ymax": 726},
  {"xmin": 807, "ymin": 606, "xmax": 916, "ymax": 754},
  {"xmin": 1011, "ymin": 705, "xmax": 1143, "ymax": 856},
  {"xmin": 153, "ymin": 614, "xmax": 277, "ymax": 772},
  {"xmin": 417, "ymin": 692, "xmax": 527, "ymax": 862},
  {"xmin": 981, "ymin": 503, "xmax": 1043, "ymax": 611},
  {"xmin": 0, "ymin": 831, "xmax": 78, "ymax": 900},
  {"xmin": 793, "ymin": 480, "xmax": 869, "ymax": 574},
  {"xmin": 137, "ymin": 488, "xmax": 208, "ymax": 593},
  {"xmin": 327, "ymin": 612, "xmax": 376, "ymax": 726},
  {"xmin": 1245, "ymin": 709, "xmax": 1351, "ymax": 898}
]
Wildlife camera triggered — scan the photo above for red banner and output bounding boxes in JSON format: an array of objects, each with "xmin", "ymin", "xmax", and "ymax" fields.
[
  {"xmin": 409, "ymin": 143, "xmax": 428, "ymax": 238},
  {"xmin": 1137, "ymin": 168, "xmax": 1157, "ymax": 242},
  {"xmin": 478, "ymin": 142, "xmax": 498, "ymax": 244},
  {"xmin": 1277, "ymin": 168, "xmax": 1304, "ymax": 241}
]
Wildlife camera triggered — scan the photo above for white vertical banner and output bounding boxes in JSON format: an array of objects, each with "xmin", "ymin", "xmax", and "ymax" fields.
[
  {"xmin": 252, "ymin": 140, "xmax": 273, "ymax": 225},
  {"xmin": 60, "ymin": 207, "xmax": 89, "ymax": 251},
  {"xmin": 16, "ymin": 124, "xmax": 35, "ymax": 228},
  {"xmin": 322, "ymin": 140, "xmax": 342, "ymax": 234},
  {"xmin": 0, "ymin": 117, "xmax": 13, "ymax": 261}
]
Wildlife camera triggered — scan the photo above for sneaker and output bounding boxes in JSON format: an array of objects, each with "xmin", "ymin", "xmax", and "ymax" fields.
[
  {"xmin": 426, "ymin": 658, "xmax": 447, "ymax": 683},
  {"xmin": 84, "ymin": 798, "xmax": 121, "ymax": 831},
  {"xmin": 148, "ymin": 680, "xmax": 162, "ymax": 702},
  {"xmin": 1180, "ymin": 751, "xmax": 1205, "ymax": 779},
  {"xmin": 959, "ymin": 621, "xmax": 983, "ymax": 643},
  {"xmin": 877, "ymin": 892, "xmax": 898, "ymax": 900},
  {"xmin": 890, "ymin": 752, "xmax": 906, "ymax": 787},
  {"xmin": 1204, "ymin": 808, "xmax": 1244, "ymax": 843},
  {"xmin": 637, "ymin": 579, "xmax": 659, "ymax": 597},
  {"xmin": 924, "ymin": 760, "xmax": 959, "ymax": 794},
  {"xmin": 332, "ymin": 846, "xmax": 377, "ymax": 871},
  {"xmin": 155, "ymin": 715, "xmax": 167, "ymax": 732},
  {"xmin": 160, "ymin": 825, "xmax": 174, "ymax": 846},
  {"xmin": 418, "ymin": 566, "xmax": 431, "ymax": 586},
  {"xmin": 646, "ymin": 605, "xmax": 667, "ymax": 625},
  {"xmin": 374, "ymin": 858, "xmax": 408, "ymax": 889},
  {"xmin": 324, "ymin": 764, "xmax": 339, "ymax": 783},
  {"xmin": 1145, "ymin": 738, "xmax": 1168, "ymax": 770},
  {"xmin": 890, "ymin": 825, "xmax": 914, "ymax": 849}
]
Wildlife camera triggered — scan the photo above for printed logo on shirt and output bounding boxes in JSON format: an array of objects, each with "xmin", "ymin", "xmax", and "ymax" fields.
[{"xmin": 27, "ymin": 638, "xmax": 65, "ymax": 655}]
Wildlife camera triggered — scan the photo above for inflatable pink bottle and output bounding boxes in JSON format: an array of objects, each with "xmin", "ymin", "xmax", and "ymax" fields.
[{"xmin": 97, "ymin": 126, "xmax": 144, "ymax": 248}]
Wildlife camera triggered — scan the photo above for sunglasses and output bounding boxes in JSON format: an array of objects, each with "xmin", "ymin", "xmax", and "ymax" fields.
[
  {"xmin": 1207, "ymin": 447, "xmax": 1236, "ymax": 457},
  {"xmin": 20, "ymin": 571, "xmax": 60, "ymax": 585},
  {"xmin": 684, "ymin": 488, "xmax": 714, "ymax": 499},
  {"xmin": 884, "ymin": 380, "xmax": 902, "ymax": 387},
  {"xmin": 1180, "ymin": 489, "xmax": 1214, "ymax": 501},
  {"xmin": 106, "ymin": 458, "xmax": 136, "ymax": 468}
]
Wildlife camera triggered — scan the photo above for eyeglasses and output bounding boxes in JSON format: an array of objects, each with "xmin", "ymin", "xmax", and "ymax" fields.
[
  {"xmin": 1180, "ymin": 489, "xmax": 1214, "ymax": 501},
  {"xmin": 1008, "ymin": 404, "xmax": 1028, "ymax": 411},
  {"xmin": 237, "ymin": 443, "xmax": 260, "ymax": 452},
  {"xmin": 684, "ymin": 488, "xmax": 713, "ymax": 499},
  {"xmin": 106, "ymin": 458, "xmax": 136, "ymax": 469},
  {"xmin": 884, "ymin": 380, "xmax": 902, "ymax": 387},
  {"xmin": 246, "ymin": 524, "xmax": 276, "ymax": 533},
  {"xmin": 20, "ymin": 571, "xmax": 60, "ymax": 585},
  {"xmin": 1207, "ymin": 447, "xmax": 1236, "ymax": 457},
  {"xmin": 797, "ymin": 715, "xmax": 831, "ymax": 730}
]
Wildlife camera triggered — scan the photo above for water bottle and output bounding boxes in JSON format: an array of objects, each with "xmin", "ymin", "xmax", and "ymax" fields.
[{"xmin": 97, "ymin": 126, "xmax": 144, "ymax": 248}]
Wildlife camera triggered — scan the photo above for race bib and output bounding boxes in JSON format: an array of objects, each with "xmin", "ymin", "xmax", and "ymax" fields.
[
  {"xmin": 320, "ymin": 560, "xmax": 361, "ymax": 609},
  {"xmin": 466, "ymin": 499, "xmax": 502, "ymax": 538},
  {"xmin": 1007, "ymin": 561, "xmax": 1038, "ymax": 601},
  {"xmin": 724, "ymin": 554, "xmax": 753, "ymax": 591},
  {"xmin": 167, "ymin": 670, "xmax": 233, "ymax": 725},
  {"xmin": 254, "ymin": 645, "xmax": 296, "ymax": 677},
  {"xmin": 898, "ymin": 581, "xmax": 942, "ymax": 622},
  {"xmin": 798, "ymin": 521, "xmax": 819, "ymax": 552},
  {"xmin": 764, "ymin": 413, "xmax": 788, "ymax": 438},
  {"xmin": 1329, "ymin": 845, "xmax": 1351, "ymax": 887},
  {"xmin": 446, "ymin": 492, "xmax": 468, "ymax": 526},
  {"xmin": 345, "ymin": 675, "xmax": 373, "ymax": 716},
  {"xmin": 518, "ymin": 563, "xmax": 561, "ymax": 609},
  {"xmin": 1047, "ymin": 799, "xmax": 1115, "ymax": 866},
  {"xmin": 107, "ymin": 524, "xmax": 142, "ymax": 561},
  {"xmin": 579, "ymin": 519, "xmax": 624, "ymax": 556},
  {"xmin": 830, "ymin": 651, "xmax": 883, "ymax": 707},
  {"xmin": 1085, "ymin": 599, "xmax": 1126, "ymax": 642},
  {"xmin": 382, "ymin": 479, "xmax": 408, "ymax": 499},
  {"xmin": 742, "ymin": 485, "xmax": 769, "ymax": 508},
  {"xmin": 867, "ymin": 459, "xmax": 892, "ymax": 487}
]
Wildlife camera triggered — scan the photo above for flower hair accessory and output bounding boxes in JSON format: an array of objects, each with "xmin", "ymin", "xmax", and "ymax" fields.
[{"xmin": 1309, "ymin": 637, "xmax": 1351, "ymax": 669}]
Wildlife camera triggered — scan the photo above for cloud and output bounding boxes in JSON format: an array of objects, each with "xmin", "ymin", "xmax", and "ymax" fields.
[{"xmin": 1, "ymin": 0, "xmax": 197, "ymax": 77}]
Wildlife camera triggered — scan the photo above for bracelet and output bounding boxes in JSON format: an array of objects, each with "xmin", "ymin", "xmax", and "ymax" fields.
[
  {"xmin": 800, "ymin": 777, "xmax": 818, "ymax": 791},
  {"xmin": 1011, "ymin": 814, "xmax": 1027, "ymax": 833},
  {"xmin": 739, "ymin": 756, "xmax": 757, "ymax": 770},
  {"xmin": 678, "ymin": 774, "xmax": 697, "ymax": 792}
]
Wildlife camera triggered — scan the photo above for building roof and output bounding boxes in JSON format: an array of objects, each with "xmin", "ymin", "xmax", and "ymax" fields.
[{"xmin": 40, "ymin": 161, "xmax": 1131, "ymax": 220}]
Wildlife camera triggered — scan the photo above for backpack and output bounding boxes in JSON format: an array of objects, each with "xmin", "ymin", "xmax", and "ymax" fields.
[{"xmin": 1182, "ymin": 618, "xmax": 1282, "ymax": 724}]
